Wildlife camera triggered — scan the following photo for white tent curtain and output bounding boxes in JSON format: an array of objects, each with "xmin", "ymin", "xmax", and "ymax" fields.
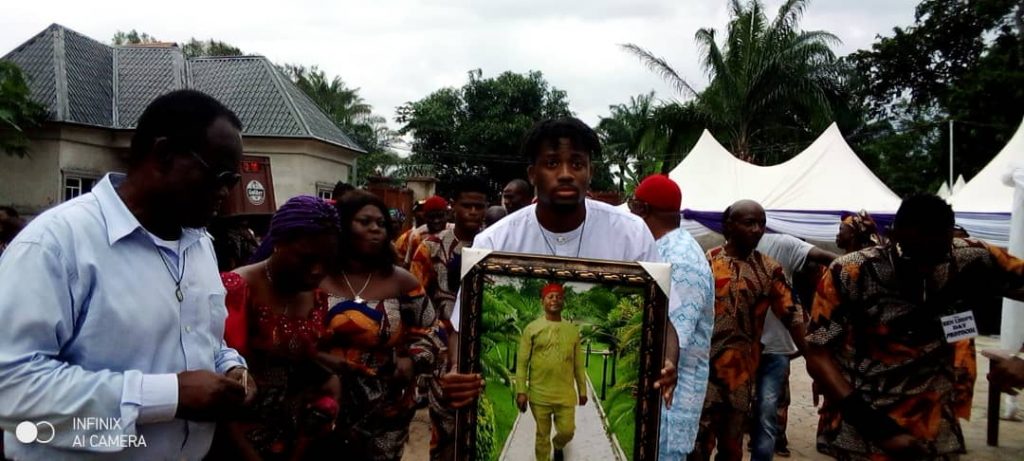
[
  {"xmin": 955, "ymin": 213, "xmax": 1011, "ymax": 247},
  {"xmin": 678, "ymin": 211, "xmax": 1009, "ymax": 247}
]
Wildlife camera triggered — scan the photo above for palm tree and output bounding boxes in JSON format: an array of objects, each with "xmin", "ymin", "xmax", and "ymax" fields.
[
  {"xmin": 623, "ymin": 0, "xmax": 842, "ymax": 163},
  {"xmin": 598, "ymin": 93, "xmax": 704, "ymax": 192},
  {"xmin": 480, "ymin": 290, "xmax": 524, "ymax": 385},
  {"xmin": 284, "ymin": 64, "xmax": 373, "ymax": 129},
  {"xmin": 598, "ymin": 93, "xmax": 662, "ymax": 193}
]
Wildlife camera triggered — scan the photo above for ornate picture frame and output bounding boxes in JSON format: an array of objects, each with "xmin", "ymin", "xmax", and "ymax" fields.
[{"xmin": 455, "ymin": 249, "xmax": 670, "ymax": 461}]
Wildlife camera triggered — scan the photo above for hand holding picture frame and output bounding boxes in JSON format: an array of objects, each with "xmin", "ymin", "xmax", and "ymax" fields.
[{"xmin": 455, "ymin": 249, "xmax": 670, "ymax": 461}]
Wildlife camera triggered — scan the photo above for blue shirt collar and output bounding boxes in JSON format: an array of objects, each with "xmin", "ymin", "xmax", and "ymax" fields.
[{"xmin": 93, "ymin": 173, "xmax": 207, "ymax": 247}]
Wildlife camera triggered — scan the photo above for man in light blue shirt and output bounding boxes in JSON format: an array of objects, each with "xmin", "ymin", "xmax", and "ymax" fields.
[
  {"xmin": 630, "ymin": 174, "xmax": 715, "ymax": 459},
  {"xmin": 0, "ymin": 90, "xmax": 255, "ymax": 460}
]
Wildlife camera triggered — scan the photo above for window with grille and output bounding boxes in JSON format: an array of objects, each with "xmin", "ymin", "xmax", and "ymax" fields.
[
  {"xmin": 317, "ymin": 185, "xmax": 333, "ymax": 200},
  {"xmin": 64, "ymin": 175, "xmax": 98, "ymax": 202}
]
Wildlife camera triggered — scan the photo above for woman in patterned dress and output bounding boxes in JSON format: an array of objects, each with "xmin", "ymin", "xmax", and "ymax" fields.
[
  {"xmin": 321, "ymin": 191, "xmax": 443, "ymax": 461},
  {"xmin": 213, "ymin": 196, "xmax": 342, "ymax": 461}
]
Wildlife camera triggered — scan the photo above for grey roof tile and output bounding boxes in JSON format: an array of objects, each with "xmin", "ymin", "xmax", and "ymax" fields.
[
  {"xmin": 277, "ymin": 69, "xmax": 364, "ymax": 151},
  {"xmin": 3, "ymin": 25, "xmax": 58, "ymax": 119},
  {"xmin": 1, "ymin": 24, "xmax": 364, "ymax": 152},
  {"xmin": 63, "ymin": 28, "xmax": 113, "ymax": 126},
  {"xmin": 190, "ymin": 57, "xmax": 304, "ymax": 137},
  {"xmin": 116, "ymin": 47, "xmax": 183, "ymax": 128}
]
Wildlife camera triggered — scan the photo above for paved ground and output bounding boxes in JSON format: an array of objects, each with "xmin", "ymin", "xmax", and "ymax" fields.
[
  {"xmin": 404, "ymin": 335, "xmax": 1024, "ymax": 460},
  {"xmin": 774, "ymin": 335, "xmax": 1024, "ymax": 461},
  {"xmin": 403, "ymin": 408, "xmax": 432, "ymax": 461},
  {"xmin": 499, "ymin": 379, "xmax": 622, "ymax": 461}
]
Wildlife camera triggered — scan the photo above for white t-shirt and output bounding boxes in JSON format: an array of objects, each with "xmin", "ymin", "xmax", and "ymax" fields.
[
  {"xmin": 755, "ymin": 233, "xmax": 812, "ymax": 354},
  {"xmin": 450, "ymin": 199, "xmax": 662, "ymax": 329}
]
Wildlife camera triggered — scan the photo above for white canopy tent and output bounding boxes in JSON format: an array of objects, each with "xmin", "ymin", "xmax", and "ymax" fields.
[
  {"xmin": 953, "ymin": 174, "xmax": 967, "ymax": 194},
  {"xmin": 935, "ymin": 175, "xmax": 965, "ymax": 199},
  {"xmin": 950, "ymin": 119, "xmax": 1024, "ymax": 212},
  {"xmin": 658, "ymin": 122, "xmax": 1014, "ymax": 246},
  {"xmin": 937, "ymin": 182, "xmax": 952, "ymax": 199},
  {"xmin": 667, "ymin": 123, "xmax": 902, "ymax": 212},
  {"xmin": 946, "ymin": 118, "xmax": 1023, "ymax": 246},
  {"xmin": 665, "ymin": 123, "xmax": 901, "ymax": 244}
]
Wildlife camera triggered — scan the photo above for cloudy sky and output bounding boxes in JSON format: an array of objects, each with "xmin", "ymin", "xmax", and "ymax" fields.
[{"xmin": 0, "ymin": 0, "xmax": 919, "ymax": 147}]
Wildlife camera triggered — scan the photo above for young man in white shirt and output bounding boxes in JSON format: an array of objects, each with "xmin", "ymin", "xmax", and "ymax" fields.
[{"xmin": 439, "ymin": 119, "xmax": 680, "ymax": 455}]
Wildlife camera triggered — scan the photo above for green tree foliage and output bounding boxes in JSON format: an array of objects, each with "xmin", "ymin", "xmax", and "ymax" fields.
[
  {"xmin": 480, "ymin": 289, "xmax": 524, "ymax": 384},
  {"xmin": 0, "ymin": 61, "xmax": 46, "ymax": 157},
  {"xmin": 476, "ymin": 394, "xmax": 497, "ymax": 461},
  {"xmin": 182, "ymin": 38, "xmax": 243, "ymax": 58},
  {"xmin": 624, "ymin": 0, "xmax": 843, "ymax": 164},
  {"xmin": 597, "ymin": 93, "xmax": 704, "ymax": 192},
  {"xmin": 846, "ymin": 0, "xmax": 1024, "ymax": 194},
  {"xmin": 284, "ymin": 65, "xmax": 401, "ymax": 184},
  {"xmin": 111, "ymin": 29, "xmax": 158, "ymax": 45},
  {"xmin": 112, "ymin": 31, "xmax": 243, "ymax": 58},
  {"xmin": 396, "ymin": 69, "xmax": 573, "ymax": 196},
  {"xmin": 285, "ymin": 65, "xmax": 372, "ymax": 128}
]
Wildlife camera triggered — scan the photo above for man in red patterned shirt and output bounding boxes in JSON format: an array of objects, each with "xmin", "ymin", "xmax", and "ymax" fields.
[{"xmin": 409, "ymin": 176, "xmax": 489, "ymax": 461}]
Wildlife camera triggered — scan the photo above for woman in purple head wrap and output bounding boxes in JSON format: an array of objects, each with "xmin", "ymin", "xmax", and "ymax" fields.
[{"xmin": 211, "ymin": 195, "xmax": 343, "ymax": 461}]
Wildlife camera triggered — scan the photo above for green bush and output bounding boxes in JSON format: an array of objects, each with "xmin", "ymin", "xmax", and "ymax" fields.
[{"xmin": 476, "ymin": 394, "xmax": 497, "ymax": 461}]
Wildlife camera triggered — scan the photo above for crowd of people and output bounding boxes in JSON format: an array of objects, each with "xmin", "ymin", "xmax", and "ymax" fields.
[{"xmin": 0, "ymin": 89, "xmax": 1023, "ymax": 461}]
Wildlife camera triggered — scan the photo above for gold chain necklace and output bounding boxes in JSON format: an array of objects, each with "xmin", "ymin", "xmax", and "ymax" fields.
[
  {"xmin": 263, "ymin": 262, "xmax": 291, "ymax": 315},
  {"xmin": 341, "ymin": 271, "xmax": 373, "ymax": 304}
]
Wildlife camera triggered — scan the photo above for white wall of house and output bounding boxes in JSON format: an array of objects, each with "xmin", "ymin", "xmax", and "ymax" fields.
[
  {"xmin": 58, "ymin": 126, "xmax": 129, "ymax": 175},
  {"xmin": 0, "ymin": 133, "xmax": 62, "ymax": 214},
  {"xmin": 0, "ymin": 125, "xmax": 129, "ymax": 215},
  {"xmin": 1, "ymin": 128, "xmax": 358, "ymax": 216},
  {"xmin": 244, "ymin": 137, "xmax": 357, "ymax": 205}
]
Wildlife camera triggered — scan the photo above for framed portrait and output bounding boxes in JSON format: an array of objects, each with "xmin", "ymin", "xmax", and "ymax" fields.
[{"xmin": 455, "ymin": 249, "xmax": 670, "ymax": 461}]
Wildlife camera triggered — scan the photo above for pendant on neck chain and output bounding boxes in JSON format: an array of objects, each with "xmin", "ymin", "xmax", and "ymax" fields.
[{"xmin": 175, "ymin": 287, "xmax": 184, "ymax": 302}]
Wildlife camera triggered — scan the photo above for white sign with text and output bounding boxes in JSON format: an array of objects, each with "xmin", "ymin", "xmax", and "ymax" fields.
[{"xmin": 941, "ymin": 311, "xmax": 978, "ymax": 343}]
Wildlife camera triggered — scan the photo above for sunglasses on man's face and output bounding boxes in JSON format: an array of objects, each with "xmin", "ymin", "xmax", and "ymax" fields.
[{"xmin": 188, "ymin": 151, "xmax": 242, "ymax": 188}]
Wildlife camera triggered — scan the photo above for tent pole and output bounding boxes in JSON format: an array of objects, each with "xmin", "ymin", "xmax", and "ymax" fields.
[{"xmin": 949, "ymin": 120, "xmax": 954, "ymax": 188}]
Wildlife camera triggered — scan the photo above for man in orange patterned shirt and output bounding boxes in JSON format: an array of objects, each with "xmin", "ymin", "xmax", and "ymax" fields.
[
  {"xmin": 395, "ymin": 196, "xmax": 450, "ymax": 268},
  {"xmin": 409, "ymin": 177, "xmax": 489, "ymax": 461},
  {"xmin": 410, "ymin": 178, "xmax": 489, "ymax": 330},
  {"xmin": 690, "ymin": 200, "xmax": 807, "ymax": 461},
  {"xmin": 806, "ymin": 194, "xmax": 1024, "ymax": 460}
]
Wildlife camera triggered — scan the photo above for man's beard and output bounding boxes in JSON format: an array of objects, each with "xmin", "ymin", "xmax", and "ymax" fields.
[{"xmin": 548, "ymin": 200, "xmax": 583, "ymax": 214}]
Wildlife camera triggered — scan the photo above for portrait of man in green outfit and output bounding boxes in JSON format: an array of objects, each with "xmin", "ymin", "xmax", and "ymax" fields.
[{"xmin": 516, "ymin": 282, "xmax": 588, "ymax": 461}]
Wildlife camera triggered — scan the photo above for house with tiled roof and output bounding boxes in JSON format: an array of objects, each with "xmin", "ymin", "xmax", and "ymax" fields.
[{"xmin": 0, "ymin": 24, "xmax": 363, "ymax": 215}]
